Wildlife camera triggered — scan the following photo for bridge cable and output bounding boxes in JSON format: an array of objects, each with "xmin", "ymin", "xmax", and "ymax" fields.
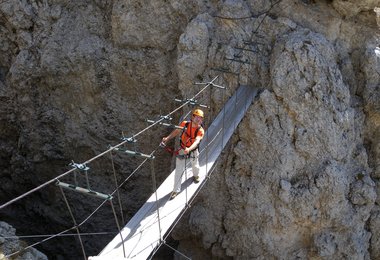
[
  {"xmin": 109, "ymin": 199, "xmax": 126, "ymax": 258},
  {"xmin": 141, "ymin": 1, "xmax": 284, "ymax": 256},
  {"xmin": 3, "ymin": 8, "xmax": 268, "ymax": 253},
  {"xmin": 150, "ymin": 86, "xmax": 227, "ymax": 257},
  {"xmin": 110, "ymin": 150, "xmax": 125, "ymax": 225},
  {"xmin": 161, "ymin": 242, "xmax": 192, "ymax": 260},
  {"xmin": 2, "ymin": 232, "xmax": 116, "ymax": 239},
  {"xmin": 0, "ymin": 76, "xmax": 218, "ymax": 210},
  {"xmin": 150, "ymin": 150, "xmax": 163, "ymax": 241},
  {"xmin": 150, "ymin": 160, "xmax": 220, "ymax": 258},
  {"xmin": 5, "ymin": 150, "xmax": 153, "ymax": 258},
  {"xmin": 59, "ymin": 186, "xmax": 87, "ymax": 260}
]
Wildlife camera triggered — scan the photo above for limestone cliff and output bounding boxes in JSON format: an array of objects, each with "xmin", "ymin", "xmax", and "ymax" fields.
[
  {"xmin": 0, "ymin": 0, "xmax": 379, "ymax": 259},
  {"xmin": 0, "ymin": 222, "xmax": 47, "ymax": 260}
]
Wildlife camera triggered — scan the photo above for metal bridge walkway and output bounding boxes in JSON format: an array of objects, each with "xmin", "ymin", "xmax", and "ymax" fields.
[{"xmin": 89, "ymin": 85, "xmax": 257, "ymax": 260}]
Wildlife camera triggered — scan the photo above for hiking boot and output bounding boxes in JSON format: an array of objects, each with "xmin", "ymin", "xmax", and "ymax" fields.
[
  {"xmin": 193, "ymin": 176, "xmax": 200, "ymax": 183},
  {"xmin": 170, "ymin": 192, "xmax": 178, "ymax": 200}
]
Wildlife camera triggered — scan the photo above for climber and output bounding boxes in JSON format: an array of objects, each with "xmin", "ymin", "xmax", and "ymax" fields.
[{"xmin": 161, "ymin": 108, "xmax": 205, "ymax": 199}]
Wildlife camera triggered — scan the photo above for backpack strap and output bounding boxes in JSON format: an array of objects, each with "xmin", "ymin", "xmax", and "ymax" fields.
[
  {"xmin": 180, "ymin": 121, "xmax": 190, "ymax": 149},
  {"xmin": 180, "ymin": 121, "xmax": 202, "ymax": 150}
]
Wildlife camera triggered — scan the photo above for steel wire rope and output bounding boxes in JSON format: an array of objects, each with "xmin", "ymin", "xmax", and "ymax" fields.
[
  {"xmin": 133, "ymin": 75, "xmax": 218, "ymax": 139},
  {"xmin": 199, "ymin": 127, "xmax": 225, "ymax": 160},
  {"xmin": 212, "ymin": 0, "xmax": 282, "ymax": 20},
  {"xmin": 230, "ymin": 0, "xmax": 283, "ymax": 64},
  {"xmin": 163, "ymin": 242, "xmax": 192, "ymax": 260},
  {"xmin": 9, "ymin": 159, "xmax": 148, "ymax": 256},
  {"xmin": 5, "ymin": 189, "xmax": 103, "ymax": 258},
  {"xmin": 110, "ymin": 150, "xmax": 125, "ymax": 225},
  {"xmin": 109, "ymin": 147, "xmax": 159, "ymax": 198},
  {"xmin": 202, "ymin": 0, "xmax": 285, "ymax": 159},
  {"xmin": 5, "ymin": 148, "xmax": 158, "ymax": 258},
  {"xmin": 84, "ymin": 168, "xmax": 91, "ymax": 190},
  {"xmin": 156, "ymin": 86, "xmax": 257, "ymax": 259},
  {"xmin": 149, "ymin": 4, "xmax": 271, "ymax": 254},
  {"xmin": 169, "ymin": 159, "xmax": 187, "ymax": 203},
  {"xmin": 92, "ymin": 148, "xmax": 160, "ymax": 251},
  {"xmin": 148, "ymin": 2, "xmax": 285, "ymax": 257},
  {"xmin": 123, "ymin": 84, "xmax": 247, "ymax": 258},
  {"xmin": 221, "ymin": 83, "xmax": 227, "ymax": 157},
  {"xmin": 8, "ymin": 197, "xmax": 110, "ymax": 258},
  {"xmin": 111, "ymin": 148, "xmax": 161, "ymax": 259},
  {"xmin": 178, "ymin": 107, "xmax": 193, "ymax": 123},
  {"xmin": 150, "ymin": 158, "xmax": 163, "ymax": 243},
  {"xmin": 190, "ymin": 89, "xmax": 248, "ymax": 203},
  {"xmin": 0, "ymin": 76, "xmax": 219, "ymax": 211},
  {"xmin": 150, "ymin": 9, "xmax": 272, "ymax": 252},
  {"xmin": 174, "ymin": 106, "xmax": 202, "ymax": 205},
  {"xmin": 170, "ymin": 107, "xmax": 198, "ymax": 205},
  {"xmin": 191, "ymin": 156, "xmax": 221, "ymax": 202},
  {"xmin": 74, "ymin": 170, "xmax": 78, "ymax": 186},
  {"xmin": 184, "ymin": 157, "xmax": 188, "ymax": 205},
  {"xmin": 2, "ymin": 232, "xmax": 116, "ymax": 239},
  {"xmin": 150, "ymin": 138, "xmax": 223, "ymax": 258},
  {"xmin": 131, "ymin": 131, "xmax": 208, "ymax": 247},
  {"xmin": 77, "ymin": 198, "xmax": 108, "ymax": 227},
  {"xmin": 109, "ymin": 199, "xmax": 126, "ymax": 258},
  {"xmin": 106, "ymin": 148, "xmax": 161, "ymax": 240},
  {"xmin": 149, "ymin": 160, "xmax": 220, "ymax": 259},
  {"xmin": 4, "ymin": 148, "xmax": 159, "ymax": 257},
  {"xmin": 2, "ymin": 40, "xmax": 223, "ymax": 260},
  {"xmin": 203, "ymin": 81, "xmax": 227, "ymax": 174},
  {"xmin": 195, "ymin": 85, "xmax": 229, "ymax": 167},
  {"xmin": 4, "ymin": 13, "xmax": 257, "ymax": 255},
  {"xmin": 209, "ymin": 0, "xmax": 283, "ymax": 81},
  {"xmin": 5, "ymin": 226, "xmax": 77, "ymax": 258},
  {"xmin": 151, "ymin": 241, "xmax": 192, "ymax": 260},
  {"xmin": 59, "ymin": 186, "xmax": 87, "ymax": 260}
]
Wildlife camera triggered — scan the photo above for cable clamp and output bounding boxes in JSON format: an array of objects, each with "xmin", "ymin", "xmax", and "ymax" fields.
[
  {"xmin": 70, "ymin": 161, "xmax": 90, "ymax": 171},
  {"xmin": 121, "ymin": 136, "xmax": 137, "ymax": 143},
  {"xmin": 147, "ymin": 119, "xmax": 183, "ymax": 130},
  {"xmin": 160, "ymin": 115, "xmax": 172, "ymax": 121},
  {"xmin": 174, "ymin": 98, "xmax": 209, "ymax": 108}
]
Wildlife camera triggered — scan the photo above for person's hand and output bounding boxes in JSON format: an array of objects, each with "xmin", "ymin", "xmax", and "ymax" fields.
[
  {"xmin": 184, "ymin": 147, "xmax": 190, "ymax": 154},
  {"xmin": 160, "ymin": 137, "xmax": 168, "ymax": 147}
]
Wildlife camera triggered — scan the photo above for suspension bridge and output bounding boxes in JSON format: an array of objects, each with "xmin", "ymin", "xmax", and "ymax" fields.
[
  {"xmin": 0, "ymin": 2, "xmax": 286, "ymax": 258},
  {"xmin": 89, "ymin": 85, "xmax": 257, "ymax": 260},
  {"xmin": 0, "ymin": 78, "xmax": 257, "ymax": 260}
]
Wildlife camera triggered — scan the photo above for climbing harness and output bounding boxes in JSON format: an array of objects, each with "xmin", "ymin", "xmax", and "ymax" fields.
[
  {"xmin": 159, "ymin": 141, "xmax": 182, "ymax": 156},
  {"xmin": 160, "ymin": 118, "xmax": 204, "ymax": 161}
]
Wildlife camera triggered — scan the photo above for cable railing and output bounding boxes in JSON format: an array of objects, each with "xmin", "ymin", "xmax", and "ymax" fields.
[
  {"xmin": 1, "ymin": 1, "xmax": 284, "ymax": 258},
  {"xmin": 2, "ymin": 76, "xmax": 222, "ymax": 259}
]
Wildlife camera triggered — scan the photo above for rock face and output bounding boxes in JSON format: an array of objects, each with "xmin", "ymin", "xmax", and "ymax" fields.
[
  {"xmin": 0, "ymin": 0, "xmax": 378, "ymax": 259},
  {"xmin": 0, "ymin": 221, "xmax": 47, "ymax": 260}
]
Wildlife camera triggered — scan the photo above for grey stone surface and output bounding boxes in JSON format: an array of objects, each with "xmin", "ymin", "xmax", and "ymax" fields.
[
  {"xmin": 332, "ymin": 0, "xmax": 379, "ymax": 18},
  {"xmin": 0, "ymin": 221, "xmax": 47, "ymax": 260},
  {"xmin": 0, "ymin": 0, "xmax": 378, "ymax": 259}
]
